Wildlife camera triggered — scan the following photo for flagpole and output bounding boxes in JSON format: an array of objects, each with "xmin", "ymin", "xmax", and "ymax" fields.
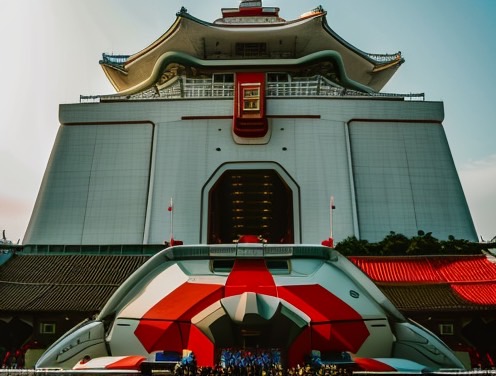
[
  {"xmin": 168, "ymin": 197, "xmax": 174, "ymax": 243},
  {"xmin": 330, "ymin": 195, "xmax": 333, "ymax": 241},
  {"xmin": 329, "ymin": 195, "xmax": 335, "ymax": 248},
  {"xmin": 321, "ymin": 196, "xmax": 336, "ymax": 248},
  {"xmin": 329, "ymin": 196, "xmax": 333, "ymax": 239}
]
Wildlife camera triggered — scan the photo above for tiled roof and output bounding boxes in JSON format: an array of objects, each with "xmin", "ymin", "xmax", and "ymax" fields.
[
  {"xmin": 2, "ymin": 253, "xmax": 495, "ymax": 315},
  {"xmin": 350, "ymin": 257, "xmax": 442, "ymax": 283},
  {"xmin": 378, "ymin": 284, "xmax": 489, "ymax": 312},
  {"xmin": 0, "ymin": 254, "xmax": 149, "ymax": 312},
  {"xmin": 451, "ymin": 282, "xmax": 496, "ymax": 305},
  {"xmin": 349, "ymin": 255, "xmax": 496, "ymax": 283},
  {"xmin": 351, "ymin": 255, "xmax": 496, "ymax": 310}
]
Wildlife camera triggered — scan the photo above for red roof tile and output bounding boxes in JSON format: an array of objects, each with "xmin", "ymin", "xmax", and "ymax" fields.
[
  {"xmin": 350, "ymin": 256, "xmax": 442, "ymax": 283},
  {"xmin": 350, "ymin": 255, "xmax": 496, "ymax": 284},
  {"xmin": 430, "ymin": 256, "xmax": 496, "ymax": 282},
  {"xmin": 451, "ymin": 282, "xmax": 496, "ymax": 305},
  {"xmin": 351, "ymin": 255, "xmax": 496, "ymax": 310}
]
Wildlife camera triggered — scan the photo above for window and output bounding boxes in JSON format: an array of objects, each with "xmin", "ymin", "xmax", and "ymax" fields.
[
  {"xmin": 212, "ymin": 259, "xmax": 235, "ymax": 273},
  {"xmin": 439, "ymin": 323, "xmax": 454, "ymax": 335},
  {"xmin": 40, "ymin": 322, "xmax": 56, "ymax": 334},
  {"xmin": 213, "ymin": 74, "xmax": 234, "ymax": 97},
  {"xmin": 266, "ymin": 260, "xmax": 290, "ymax": 274},
  {"xmin": 213, "ymin": 73, "xmax": 234, "ymax": 83},
  {"xmin": 268, "ymin": 73, "xmax": 289, "ymax": 83},
  {"xmin": 242, "ymin": 87, "xmax": 260, "ymax": 111},
  {"xmin": 235, "ymin": 43, "xmax": 267, "ymax": 58}
]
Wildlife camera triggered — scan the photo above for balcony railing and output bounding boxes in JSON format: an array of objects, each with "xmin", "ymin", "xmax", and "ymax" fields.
[
  {"xmin": 366, "ymin": 52, "xmax": 402, "ymax": 64},
  {"xmin": 100, "ymin": 53, "xmax": 130, "ymax": 66},
  {"xmin": 80, "ymin": 75, "xmax": 424, "ymax": 103}
]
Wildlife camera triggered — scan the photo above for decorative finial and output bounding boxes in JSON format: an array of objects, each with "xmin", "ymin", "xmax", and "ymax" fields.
[
  {"xmin": 179, "ymin": 6, "xmax": 187, "ymax": 14},
  {"xmin": 312, "ymin": 5, "xmax": 324, "ymax": 13}
]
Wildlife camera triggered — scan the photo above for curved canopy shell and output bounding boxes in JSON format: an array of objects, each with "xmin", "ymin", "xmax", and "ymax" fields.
[{"xmin": 100, "ymin": 8, "xmax": 403, "ymax": 94}]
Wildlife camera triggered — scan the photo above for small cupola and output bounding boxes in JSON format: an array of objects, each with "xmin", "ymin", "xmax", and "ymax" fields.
[{"xmin": 216, "ymin": 0, "xmax": 284, "ymax": 25}]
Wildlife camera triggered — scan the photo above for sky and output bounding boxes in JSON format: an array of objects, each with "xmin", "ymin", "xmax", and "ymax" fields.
[{"xmin": 1, "ymin": 0, "xmax": 495, "ymax": 243}]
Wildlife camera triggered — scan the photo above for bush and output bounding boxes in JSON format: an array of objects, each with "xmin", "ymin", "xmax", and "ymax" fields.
[{"xmin": 335, "ymin": 231, "xmax": 489, "ymax": 256}]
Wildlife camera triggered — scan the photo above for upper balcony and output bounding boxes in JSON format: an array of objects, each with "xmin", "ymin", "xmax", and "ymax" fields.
[{"xmin": 80, "ymin": 74, "xmax": 423, "ymax": 103}]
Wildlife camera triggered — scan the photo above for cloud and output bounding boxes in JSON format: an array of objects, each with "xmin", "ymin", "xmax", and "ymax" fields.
[
  {"xmin": 0, "ymin": 197, "xmax": 32, "ymax": 243},
  {"xmin": 459, "ymin": 155, "xmax": 496, "ymax": 241}
]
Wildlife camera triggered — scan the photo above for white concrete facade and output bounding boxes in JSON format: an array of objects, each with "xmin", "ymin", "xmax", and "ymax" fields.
[{"xmin": 23, "ymin": 97, "xmax": 477, "ymax": 248}]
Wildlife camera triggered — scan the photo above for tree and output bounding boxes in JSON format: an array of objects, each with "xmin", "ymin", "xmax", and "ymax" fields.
[
  {"xmin": 335, "ymin": 231, "xmax": 488, "ymax": 256},
  {"xmin": 378, "ymin": 232, "xmax": 409, "ymax": 256},
  {"xmin": 334, "ymin": 236, "xmax": 370, "ymax": 256}
]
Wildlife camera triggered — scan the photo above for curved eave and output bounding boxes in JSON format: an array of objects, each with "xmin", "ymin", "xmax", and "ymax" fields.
[
  {"xmin": 318, "ymin": 14, "xmax": 404, "ymax": 91},
  {"xmin": 117, "ymin": 50, "xmax": 374, "ymax": 96},
  {"xmin": 100, "ymin": 9, "xmax": 402, "ymax": 94},
  {"xmin": 321, "ymin": 15, "xmax": 403, "ymax": 64},
  {"xmin": 100, "ymin": 13, "xmax": 185, "ymax": 92}
]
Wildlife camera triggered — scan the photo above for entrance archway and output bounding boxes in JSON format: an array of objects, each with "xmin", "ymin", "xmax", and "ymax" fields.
[{"xmin": 202, "ymin": 163, "xmax": 299, "ymax": 244}]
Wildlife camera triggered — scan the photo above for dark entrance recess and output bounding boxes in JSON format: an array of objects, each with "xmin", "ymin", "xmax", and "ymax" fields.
[{"xmin": 208, "ymin": 169, "xmax": 293, "ymax": 244}]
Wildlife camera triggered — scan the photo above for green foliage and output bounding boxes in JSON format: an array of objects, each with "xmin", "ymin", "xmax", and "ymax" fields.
[
  {"xmin": 439, "ymin": 236, "xmax": 481, "ymax": 255},
  {"xmin": 334, "ymin": 236, "xmax": 370, "ymax": 256},
  {"xmin": 378, "ymin": 232, "xmax": 410, "ymax": 256},
  {"xmin": 335, "ymin": 231, "xmax": 487, "ymax": 256}
]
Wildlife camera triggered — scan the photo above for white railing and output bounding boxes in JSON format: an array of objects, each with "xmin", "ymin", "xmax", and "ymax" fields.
[
  {"xmin": 366, "ymin": 52, "xmax": 402, "ymax": 63},
  {"xmin": 182, "ymin": 78, "xmax": 234, "ymax": 98},
  {"xmin": 80, "ymin": 75, "xmax": 424, "ymax": 102},
  {"xmin": 267, "ymin": 76, "xmax": 343, "ymax": 97}
]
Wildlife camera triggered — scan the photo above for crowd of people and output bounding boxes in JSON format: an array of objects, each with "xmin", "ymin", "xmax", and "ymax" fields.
[
  {"xmin": 172, "ymin": 363, "xmax": 352, "ymax": 376},
  {"xmin": 165, "ymin": 349, "xmax": 353, "ymax": 376}
]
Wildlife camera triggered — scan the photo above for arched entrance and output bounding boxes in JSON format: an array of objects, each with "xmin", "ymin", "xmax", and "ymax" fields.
[{"xmin": 202, "ymin": 164, "xmax": 299, "ymax": 244}]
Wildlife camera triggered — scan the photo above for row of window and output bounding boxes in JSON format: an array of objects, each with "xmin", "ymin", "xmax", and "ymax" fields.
[
  {"xmin": 211, "ymin": 259, "xmax": 289, "ymax": 274},
  {"xmin": 213, "ymin": 73, "xmax": 290, "ymax": 83}
]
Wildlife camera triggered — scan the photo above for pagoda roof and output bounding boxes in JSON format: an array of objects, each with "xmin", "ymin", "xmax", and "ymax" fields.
[{"xmin": 100, "ymin": 6, "xmax": 403, "ymax": 95}]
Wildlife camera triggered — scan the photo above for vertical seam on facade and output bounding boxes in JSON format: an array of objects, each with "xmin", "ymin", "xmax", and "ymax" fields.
[
  {"xmin": 143, "ymin": 122, "xmax": 157, "ymax": 245},
  {"xmin": 403, "ymin": 133, "xmax": 418, "ymax": 230},
  {"xmin": 81, "ymin": 126, "xmax": 98, "ymax": 245},
  {"xmin": 345, "ymin": 121, "xmax": 360, "ymax": 238}
]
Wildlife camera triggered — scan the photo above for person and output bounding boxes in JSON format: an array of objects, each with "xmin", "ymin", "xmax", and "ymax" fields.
[
  {"xmin": 73, "ymin": 355, "xmax": 91, "ymax": 369},
  {"xmin": 3, "ymin": 349, "xmax": 16, "ymax": 368}
]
